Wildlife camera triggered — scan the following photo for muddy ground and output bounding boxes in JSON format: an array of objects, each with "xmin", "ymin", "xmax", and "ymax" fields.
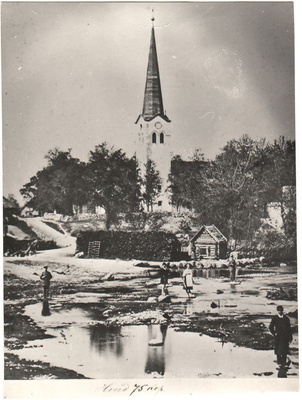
[{"xmin": 3, "ymin": 254, "xmax": 299, "ymax": 380}]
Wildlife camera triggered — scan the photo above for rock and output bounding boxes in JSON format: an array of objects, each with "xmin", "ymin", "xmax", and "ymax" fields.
[
  {"xmin": 74, "ymin": 252, "xmax": 84, "ymax": 258},
  {"xmin": 158, "ymin": 295, "xmax": 171, "ymax": 303},
  {"xmin": 102, "ymin": 310, "xmax": 112, "ymax": 317},
  {"xmin": 102, "ymin": 273, "xmax": 114, "ymax": 281},
  {"xmin": 211, "ymin": 301, "xmax": 218, "ymax": 308},
  {"xmin": 148, "ymin": 339, "xmax": 164, "ymax": 346},
  {"xmin": 145, "ymin": 281, "xmax": 157, "ymax": 288},
  {"xmin": 147, "ymin": 297, "xmax": 157, "ymax": 303},
  {"xmin": 216, "ymin": 289, "xmax": 224, "ymax": 294},
  {"xmin": 54, "ymin": 270, "xmax": 66, "ymax": 275},
  {"xmin": 59, "ymin": 288, "xmax": 76, "ymax": 294}
]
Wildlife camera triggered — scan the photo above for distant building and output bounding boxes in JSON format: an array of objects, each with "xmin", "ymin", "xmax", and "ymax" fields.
[
  {"xmin": 260, "ymin": 186, "xmax": 296, "ymax": 234},
  {"xmin": 3, "ymin": 196, "xmax": 19, "ymax": 216},
  {"xmin": 3, "ymin": 196, "xmax": 35, "ymax": 254},
  {"xmin": 20, "ymin": 206, "xmax": 39, "ymax": 217},
  {"xmin": 264, "ymin": 202, "xmax": 283, "ymax": 232},
  {"xmin": 189, "ymin": 225, "xmax": 228, "ymax": 260}
]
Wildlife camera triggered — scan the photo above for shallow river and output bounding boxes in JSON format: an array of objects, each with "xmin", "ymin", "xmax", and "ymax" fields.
[{"xmin": 12, "ymin": 302, "xmax": 298, "ymax": 379}]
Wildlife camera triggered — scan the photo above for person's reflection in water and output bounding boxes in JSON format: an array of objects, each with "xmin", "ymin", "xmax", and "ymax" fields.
[
  {"xmin": 183, "ymin": 302, "xmax": 194, "ymax": 316},
  {"xmin": 145, "ymin": 324, "xmax": 168, "ymax": 377},
  {"xmin": 41, "ymin": 299, "xmax": 51, "ymax": 316},
  {"xmin": 277, "ymin": 365, "xmax": 288, "ymax": 378},
  {"xmin": 89, "ymin": 325, "xmax": 123, "ymax": 357},
  {"xmin": 230, "ymin": 283, "xmax": 237, "ymax": 293}
]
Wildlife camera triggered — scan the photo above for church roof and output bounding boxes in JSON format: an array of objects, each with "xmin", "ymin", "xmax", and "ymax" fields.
[{"xmin": 136, "ymin": 24, "xmax": 170, "ymax": 123}]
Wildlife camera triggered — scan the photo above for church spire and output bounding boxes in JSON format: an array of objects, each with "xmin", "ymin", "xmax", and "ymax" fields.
[{"xmin": 141, "ymin": 15, "xmax": 170, "ymax": 122}]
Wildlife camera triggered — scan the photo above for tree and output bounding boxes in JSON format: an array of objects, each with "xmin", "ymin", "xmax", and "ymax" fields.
[
  {"xmin": 20, "ymin": 148, "xmax": 89, "ymax": 215},
  {"xmin": 193, "ymin": 135, "xmax": 296, "ymax": 243},
  {"xmin": 87, "ymin": 143, "xmax": 140, "ymax": 230},
  {"xmin": 142, "ymin": 159, "xmax": 162, "ymax": 212},
  {"xmin": 207, "ymin": 135, "xmax": 263, "ymax": 240},
  {"xmin": 281, "ymin": 185, "xmax": 296, "ymax": 240},
  {"xmin": 169, "ymin": 155, "xmax": 208, "ymax": 211}
]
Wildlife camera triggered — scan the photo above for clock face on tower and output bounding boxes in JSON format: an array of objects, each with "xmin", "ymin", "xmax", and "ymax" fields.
[{"xmin": 155, "ymin": 122, "xmax": 162, "ymax": 129}]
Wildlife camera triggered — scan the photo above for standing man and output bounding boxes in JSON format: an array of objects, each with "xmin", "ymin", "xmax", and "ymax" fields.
[
  {"xmin": 269, "ymin": 305, "xmax": 292, "ymax": 366},
  {"xmin": 40, "ymin": 266, "xmax": 52, "ymax": 298},
  {"xmin": 228, "ymin": 254, "xmax": 236, "ymax": 282},
  {"xmin": 160, "ymin": 263, "xmax": 170, "ymax": 295}
]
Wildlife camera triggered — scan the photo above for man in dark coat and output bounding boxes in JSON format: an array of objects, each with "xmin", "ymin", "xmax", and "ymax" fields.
[
  {"xmin": 159, "ymin": 263, "xmax": 170, "ymax": 295},
  {"xmin": 269, "ymin": 305, "xmax": 292, "ymax": 366},
  {"xmin": 228, "ymin": 255, "xmax": 236, "ymax": 282},
  {"xmin": 40, "ymin": 266, "xmax": 52, "ymax": 299}
]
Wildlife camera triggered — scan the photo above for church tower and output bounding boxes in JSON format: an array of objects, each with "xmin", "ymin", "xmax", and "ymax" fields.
[{"xmin": 135, "ymin": 17, "xmax": 172, "ymax": 212}]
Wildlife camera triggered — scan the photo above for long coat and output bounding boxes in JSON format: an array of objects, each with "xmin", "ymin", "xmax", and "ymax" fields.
[
  {"xmin": 40, "ymin": 271, "xmax": 52, "ymax": 288},
  {"xmin": 269, "ymin": 315, "xmax": 292, "ymax": 356},
  {"xmin": 182, "ymin": 270, "xmax": 193, "ymax": 290}
]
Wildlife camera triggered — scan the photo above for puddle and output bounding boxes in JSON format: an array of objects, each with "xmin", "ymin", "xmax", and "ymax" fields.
[{"xmin": 10, "ymin": 303, "xmax": 298, "ymax": 379}]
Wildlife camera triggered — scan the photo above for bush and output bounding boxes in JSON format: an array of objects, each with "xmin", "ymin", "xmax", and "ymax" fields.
[
  {"xmin": 266, "ymin": 286, "xmax": 297, "ymax": 301},
  {"xmin": 76, "ymin": 230, "xmax": 181, "ymax": 261},
  {"xmin": 238, "ymin": 232, "xmax": 296, "ymax": 263}
]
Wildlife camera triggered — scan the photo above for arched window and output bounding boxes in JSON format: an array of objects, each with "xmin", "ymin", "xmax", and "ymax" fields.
[
  {"xmin": 152, "ymin": 132, "xmax": 157, "ymax": 144},
  {"xmin": 160, "ymin": 132, "xmax": 164, "ymax": 144}
]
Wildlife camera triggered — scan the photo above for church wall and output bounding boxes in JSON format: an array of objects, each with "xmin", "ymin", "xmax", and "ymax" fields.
[{"xmin": 136, "ymin": 115, "xmax": 172, "ymax": 211}]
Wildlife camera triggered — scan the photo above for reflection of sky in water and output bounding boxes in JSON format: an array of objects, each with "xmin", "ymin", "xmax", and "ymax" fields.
[{"xmin": 11, "ymin": 313, "xmax": 296, "ymax": 379}]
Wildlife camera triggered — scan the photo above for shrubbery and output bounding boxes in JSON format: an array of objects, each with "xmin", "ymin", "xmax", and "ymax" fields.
[
  {"xmin": 76, "ymin": 230, "xmax": 181, "ymax": 261},
  {"xmin": 266, "ymin": 286, "xmax": 297, "ymax": 301}
]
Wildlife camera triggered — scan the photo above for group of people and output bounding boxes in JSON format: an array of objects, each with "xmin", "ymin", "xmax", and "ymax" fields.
[{"xmin": 160, "ymin": 262, "xmax": 195, "ymax": 298}]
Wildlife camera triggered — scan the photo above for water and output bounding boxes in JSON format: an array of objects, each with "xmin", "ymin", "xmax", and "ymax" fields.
[
  {"xmin": 10, "ymin": 265, "xmax": 298, "ymax": 380},
  {"xmin": 11, "ymin": 303, "xmax": 294, "ymax": 379},
  {"xmin": 192, "ymin": 265, "xmax": 297, "ymax": 279}
]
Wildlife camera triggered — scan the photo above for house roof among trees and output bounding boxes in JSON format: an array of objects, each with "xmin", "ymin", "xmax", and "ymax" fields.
[{"xmin": 191, "ymin": 225, "xmax": 228, "ymax": 243}]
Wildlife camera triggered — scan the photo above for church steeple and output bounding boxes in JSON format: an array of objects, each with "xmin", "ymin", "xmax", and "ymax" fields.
[
  {"xmin": 139, "ymin": 17, "xmax": 170, "ymax": 123},
  {"xmin": 135, "ymin": 14, "xmax": 172, "ymax": 212}
]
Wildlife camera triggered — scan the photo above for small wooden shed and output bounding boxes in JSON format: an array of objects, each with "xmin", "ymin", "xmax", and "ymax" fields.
[{"xmin": 190, "ymin": 225, "xmax": 228, "ymax": 260}]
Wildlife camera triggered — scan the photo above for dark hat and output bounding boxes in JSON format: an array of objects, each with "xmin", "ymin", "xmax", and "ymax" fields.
[
  {"xmin": 44, "ymin": 266, "xmax": 48, "ymax": 269},
  {"xmin": 277, "ymin": 305, "xmax": 284, "ymax": 312}
]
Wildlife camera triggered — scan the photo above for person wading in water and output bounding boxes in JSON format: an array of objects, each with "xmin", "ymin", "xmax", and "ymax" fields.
[{"xmin": 182, "ymin": 263, "xmax": 195, "ymax": 298}]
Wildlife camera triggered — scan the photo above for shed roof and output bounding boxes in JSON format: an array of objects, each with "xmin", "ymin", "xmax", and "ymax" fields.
[
  {"xmin": 3, "ymin": 196, "xmax": 17, "ymax": 209},
  {"xmin": 191, "ymin": 225, "xmax": 227, "ymax": 243}
]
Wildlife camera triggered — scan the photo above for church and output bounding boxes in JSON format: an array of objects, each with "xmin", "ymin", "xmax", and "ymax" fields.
[{"xmin": 135, "ymin": 17, "xmax": 173, "ymax": 212}]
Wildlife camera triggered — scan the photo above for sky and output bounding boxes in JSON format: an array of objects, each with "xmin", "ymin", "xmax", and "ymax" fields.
[{"xmin": 1, "ymin": 1, "xmax": 296, "ymax": 203}]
